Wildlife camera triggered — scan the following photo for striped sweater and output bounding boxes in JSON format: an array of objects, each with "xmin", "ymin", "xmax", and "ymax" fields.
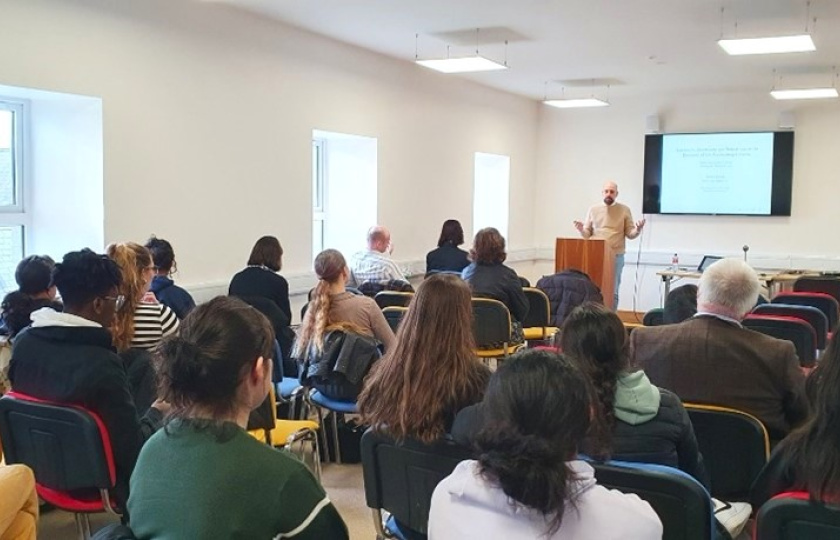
[{"xmin": 131, "ymin": 302, "xmax": 179, "ymax": 350}]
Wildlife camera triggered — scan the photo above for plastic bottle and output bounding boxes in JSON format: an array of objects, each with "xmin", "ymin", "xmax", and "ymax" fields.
[{"xmin": 671, "ymin": 253, "xmax": 679, "ymax": 271}]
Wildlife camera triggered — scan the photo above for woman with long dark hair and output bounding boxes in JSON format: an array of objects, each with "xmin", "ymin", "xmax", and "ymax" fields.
[
  {"xmin": 560, "ymin": 303, "xmax": 708, "ymax": 487},
  {"xmin": 425, "ymin": 219, "xmax": 470, "ymax": 275},
  {"xmin": 430, "ymin": 349, "xmax": 662, "ymax": 539},
  {"xmin": 358, "ymin": 274, "xmax": 489, "ymax": 443},
  {"xmin": 751, "ymin": 330, "xmax": 840, "ymax": 506},
  {"xmin": 127, "ymin": 296, "xmax": 348, "ymax": 539}
]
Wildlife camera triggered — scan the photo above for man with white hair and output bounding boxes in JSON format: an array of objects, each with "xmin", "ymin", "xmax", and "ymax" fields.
[
  {"xmin": 348, "ymin": 225, "xmax": 407, "ymax": 288},
  {"xmin": 630, "ymin": 258, "xmax": 807, "ymax": 441},
  {"xmin": 574, "ymin": 181, "xmax": 645, "ymax": 309}
]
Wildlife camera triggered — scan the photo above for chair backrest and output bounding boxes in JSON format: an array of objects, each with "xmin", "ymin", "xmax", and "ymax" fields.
[
  {"xmin": 361, "ymin": 429, "xmax": 472, "ymax": 537},
  {"xmin": 752, "ymin": 303, "xmax": 828, "ymax": 350},
  {"xmin": 591, "ymin": 460, "xmax": 713, "ymax": 540},
  {"xmin": 0, "ymin": 392, "xmax": 115, "ymax": 493},
  {"xmin": 521, "ymin": 287, "xmax": 551, "ymax": 329},
  {"xmin": 772, "ymin": 292, "xmax": 840, "ymax": 332},
  {"xmin": 471, "ymin": 298, "xmax": 512, "ymax": 349},
  {"xmin": 684, "ymin": 403, "xmax": 769, "ymax": 501},
  {"xmin": 793, "ymin": 277, "xmax": 840, "ymax": 307},
  {"xmin": 643, "ymin": 307, "xmax": 665, "ymax": 326},
  {"xmin": 743, "ymin": 315, "xmax": 817, "ymax": 367},
  {"xmin": 756, "ymin": 492, "xmax": 840, "ymax": 540},
  {"xmin": 374, "ymin": 291, "xmax": 414, "ymax": 310},
  {"xmin": 382, "ymin": 306, "xmax": 408, "ymax": 333}
]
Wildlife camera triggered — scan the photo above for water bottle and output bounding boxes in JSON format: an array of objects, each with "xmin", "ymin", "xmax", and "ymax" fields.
[{"xmin": 671, "ymin": 253, "xmax": 679, "ymax": 271}]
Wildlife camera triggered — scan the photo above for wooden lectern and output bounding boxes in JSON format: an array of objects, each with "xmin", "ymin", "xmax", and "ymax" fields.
[{"xmin": 555, "ymin": 238, "xmax": 615, "ymax": 306}]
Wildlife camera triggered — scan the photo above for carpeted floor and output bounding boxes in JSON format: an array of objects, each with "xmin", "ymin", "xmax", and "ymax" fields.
[{"xmin": 37, "ymin": 463, "xmax": 374, "ymax": 539}]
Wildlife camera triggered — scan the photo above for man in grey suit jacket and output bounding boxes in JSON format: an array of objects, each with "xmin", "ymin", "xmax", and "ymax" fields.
[{"xmin": 630, "ymin": 258, "xmax": 808, "ymax": 441}]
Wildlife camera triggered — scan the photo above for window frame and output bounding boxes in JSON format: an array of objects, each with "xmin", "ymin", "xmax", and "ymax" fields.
[
  {"xmin": 312, "ymin": 138, "xmax": 326, "ymax": 260},
  {"xmin": 0, "ymin": 99, "xmax": 25, "ymax": 214}
]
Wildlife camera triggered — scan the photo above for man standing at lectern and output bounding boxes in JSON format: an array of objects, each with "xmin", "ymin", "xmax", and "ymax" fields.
[{"xmin": 574, "ymin": 181, "xmax": 645, "ymax": 309}]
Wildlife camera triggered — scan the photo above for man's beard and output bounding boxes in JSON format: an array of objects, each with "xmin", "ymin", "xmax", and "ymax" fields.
[{"xmin": 604, "ymin": 196, "xmax": 615, "ymax": 205}]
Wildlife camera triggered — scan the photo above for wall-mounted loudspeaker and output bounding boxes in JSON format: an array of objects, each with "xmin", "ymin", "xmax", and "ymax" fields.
[
  {"xmin": 645, "ymin": 114, "xmax": 661, "ymax": 134},
  {"xmin": 779, "ymin": 111, "xmax": 795, "ymax": 130}
]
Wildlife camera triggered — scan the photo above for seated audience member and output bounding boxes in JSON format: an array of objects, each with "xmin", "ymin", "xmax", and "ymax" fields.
[
  {"xmin": 359, "ymin": 274, "xmax": 490, "ymax": 443},
  {"xmin": 1, "ymin": 255, "xmax": 62, "ymax": 336},
  {"xmin": 751, "ymin": 330, "xmax": 840, "ymax": 508},
  {"xmin": 0, "ymin": 464, "xmax": 38, "ymax": 540},
  {"xmin": 461, "ymin": 227, "xmax": 529, "ymax": 331},
  {"xmin": 348, "ymin": 226, "xmax": 408, "ymax": 288},
  {"xmin": 292, "ymin": 249, "xmax": 394, "ymax": 400},
  {"xmin": 536, "ymin": 268, "xmax": 603, "ymax": 326},
  {"xmin": 561, "ymin": 303, "xmax": 707, "ymax": 487},
  {"xmin": 229, "ymin": 235, "xmax": 295, "ymax": 363},
  {"xmin": 425, "ymin": 219, "xmax": 470, "ymax": 275},
  {"xmin": 630, "ymin": 258, "xmax": 807, "ymax": 441},
  {"xmin": 429, "ymin": 349, "xmax": 662, "ymax": 539},
  {"xmin": 107, "ymin": 242, "xmax": 179, "ymax": 352},
  {"xmin": 9, "ymin": 249, "xmax": 165, "ymax": 506},
  {"xmin": 663, "ymin": 284, "xmax": 697, "ymax": 324},
  {"xmin": 128, "ymin": 296, "xmax": 348, "ymax": 539},
  {"xmin": 145, "ymin": 236, "xmax": 195, "ymax": 320}
]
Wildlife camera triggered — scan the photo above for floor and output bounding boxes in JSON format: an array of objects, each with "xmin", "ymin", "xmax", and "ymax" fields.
[{"xmin": 37, "ymin": 463, "xmax": 375, "ymax": 539}]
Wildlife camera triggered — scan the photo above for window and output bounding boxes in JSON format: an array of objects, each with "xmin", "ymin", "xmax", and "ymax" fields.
[
  {"xmin": 311, "ymin": 130, "xmax": 378, "ymax": 261},
  {"xmin": 473, "ymin": 152, "xmax": 510, "ymax": 241},
  {"xmin": 0, "ymin": 100, "xmax": 25, "ymax": 293}
]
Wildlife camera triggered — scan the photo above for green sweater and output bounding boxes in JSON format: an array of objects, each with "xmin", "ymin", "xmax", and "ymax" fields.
[{"xmin": 127, "ymin": 420, "xmax": 348, "ymax": 540}]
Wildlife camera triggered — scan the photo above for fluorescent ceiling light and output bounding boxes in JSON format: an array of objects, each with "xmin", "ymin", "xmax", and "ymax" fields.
[
  {"xmin": 415, "ymin": 56, "xmax": 507, "ymax": 73},
  {"xmin": 771, "ymin": 88, "xmax": 839, "ymax": 100},
  {"xmin": 544, "ymin": 98, "xmax": 609, "ymax": 109},
  {"xmin": 718, "ymin": 34, "xmax": 815, "ymax": 55}
]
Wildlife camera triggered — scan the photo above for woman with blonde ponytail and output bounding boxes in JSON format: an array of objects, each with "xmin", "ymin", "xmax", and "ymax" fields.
[
  {"xmin": 292, "ymin": 249, "xmax": 394, "ymax": 361},
  {"xmin": 107, "ymin": 242, "xmax": 179, "ymax": 352}
]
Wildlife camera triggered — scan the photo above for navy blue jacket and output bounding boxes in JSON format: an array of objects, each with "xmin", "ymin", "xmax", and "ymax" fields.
[
  {"xmin": 150, "ymin": 276, "xmax": 195, "ymax": 320},
  {"xmin": 426, "ymin": 243, "xmax": 470, "ymax": 275}
]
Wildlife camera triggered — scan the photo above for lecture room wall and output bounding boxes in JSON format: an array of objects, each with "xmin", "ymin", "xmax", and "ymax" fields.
[
  {"xmin": 536, "ymin": 92, "xmax": 840, "ymax": 309},
  {"xmin": 0, "ymin": 0, "xmax": 539, "ymax": 294}
]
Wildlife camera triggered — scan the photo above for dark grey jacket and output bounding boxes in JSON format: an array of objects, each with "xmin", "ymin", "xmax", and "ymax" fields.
[
  {"xmin": 536, "ymin": 269, "xmax": 603, "ymax": 326},
  {"xmin": 461, "ymin": 262, "xmax": 529, "ymax": 323}
]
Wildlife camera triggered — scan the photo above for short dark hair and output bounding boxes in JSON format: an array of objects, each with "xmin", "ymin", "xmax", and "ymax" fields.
[
  {"xmin": 470, "ymin": 227, "xmax": 506, "ymax": 265},
  {"xmin": 437, "ymin": 219, "xmax": 465, "ymax": 247},
  {"xmin": 247, "ymin": 236, "xmax": 283, "ymax": 272},
  {"xmin": 15, "ymin": 255, "xmax": 55, "ymax": 295},
  {"xmin": 145, "ymin": 236, "xmax": 175, "ymax": 273},
  {"xmin": 51, "ymin": 249, "xmax": 122, "ymax": 308},
  {"xmin": 663, "ymin": 284, "xmax": 698, "ymax": 324},
  {"xmin": 1, "ymin": 291, "xmax": 39, "ymax": 337},
  {"xmin": 476, "ymin": 349, "xmax": 593, "ymax": 536},
  {"xmin": 154, "ymin": 296, "xmax": 275, "ymax": 422}
]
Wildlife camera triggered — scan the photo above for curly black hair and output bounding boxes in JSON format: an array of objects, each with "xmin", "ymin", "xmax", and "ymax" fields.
[
  {"xmin": 52, "ymin": 249, "xmax": 122, "ymax": 308},
  {"xmin": 145, "ymin": 236, "xmax": 176, "ymax": 273}
]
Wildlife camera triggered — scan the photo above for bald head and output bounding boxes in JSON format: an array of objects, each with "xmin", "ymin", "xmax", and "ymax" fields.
[
  {"xmin": 602, "ymin": 181, "xmax": 618, "ymax": 205},
  {"xmin": 367, "ymin": 225, "xmax": 392, "ymax": 253}
]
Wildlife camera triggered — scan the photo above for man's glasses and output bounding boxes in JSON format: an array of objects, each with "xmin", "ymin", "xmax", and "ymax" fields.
[{"xmin": 103, "ymin": 294, "xmax": 126, "ymax": 312}]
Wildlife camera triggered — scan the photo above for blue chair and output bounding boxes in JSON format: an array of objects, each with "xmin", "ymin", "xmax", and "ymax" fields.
[
  {"xmin": 752, "ymin": 303, "xmax": 828, "ymax": 350},
  {"xmin": 756, "ymin": 492, "xmax": 840, "ymax": 540},
  {"xmin": 590, "ymin": 459, "xmax": 715, "ymax": 540},
  {"xmin": 308, "ymin": 390, "xmax": 358, "ymax": 464},
  {"xmin": 743, "ymin": 315, "xmax": 817, "ymax": 367}
]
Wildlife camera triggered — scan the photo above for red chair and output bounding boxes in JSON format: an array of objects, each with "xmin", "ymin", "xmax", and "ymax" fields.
[
  {"xmin": 772, "ymin": 292, "xmax": 839, "ymax": 334},
  {"xmin": 793, "ymin": 277, "xmax": 840, "ymax": 306},
  {"xmin": 752, "ymin": 304, "xmax": 829, "ymax": 350},
  {"xmin": 743, "ymin": 315, "xmax": 817, "ymax": 367},
  {"xmin": 0, "ymin": 392, "xmax": 119, "ymax": 539},
  {"xmin": 755, "ymin": 491, "xmax": 840, "ymax": 539}
]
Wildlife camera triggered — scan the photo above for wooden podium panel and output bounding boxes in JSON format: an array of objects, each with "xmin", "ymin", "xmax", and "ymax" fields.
[{"xmin": 555, "ymin": 238, "xmax": 615, "ymax": 306}]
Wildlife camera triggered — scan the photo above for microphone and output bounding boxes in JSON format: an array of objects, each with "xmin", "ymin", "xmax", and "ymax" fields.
[{"xmin": 743, "ymin": 245, "xmax": 749, "ymax": 263}]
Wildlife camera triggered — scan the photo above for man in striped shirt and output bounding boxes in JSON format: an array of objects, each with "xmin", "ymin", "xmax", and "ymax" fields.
[{"xmin": 348, "ymin": 226, "xmax": 408, "ymax": 288}]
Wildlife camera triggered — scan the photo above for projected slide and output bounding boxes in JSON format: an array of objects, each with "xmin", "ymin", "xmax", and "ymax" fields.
[{"xmin": 660, "ymin": 133, "xmax": 775, "ymax": 214}]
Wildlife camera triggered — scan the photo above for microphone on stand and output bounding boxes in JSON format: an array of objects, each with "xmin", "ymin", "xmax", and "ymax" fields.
[{"xmin": 743, "ymin": 245, "xmax": 749, "ymax": 263}]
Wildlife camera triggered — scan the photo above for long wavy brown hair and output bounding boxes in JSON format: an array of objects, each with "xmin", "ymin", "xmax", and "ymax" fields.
[
  {"xmin": 358, "ymin": 274, "xmax": 490, "ymax": 443},
  {"xmin": 106, "ymin": 242, "xmax": 153, "ymax": 352}
]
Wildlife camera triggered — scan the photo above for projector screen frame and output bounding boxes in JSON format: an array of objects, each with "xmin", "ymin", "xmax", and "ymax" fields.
[{"xmin": 642, "ymin": 131, "xmax": 794, "ymax": 217}]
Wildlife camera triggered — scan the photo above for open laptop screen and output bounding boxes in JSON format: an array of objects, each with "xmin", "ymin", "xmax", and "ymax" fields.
[{"xmin": 697, "ymin": 256, "xmax": 723, "ymax": 273}]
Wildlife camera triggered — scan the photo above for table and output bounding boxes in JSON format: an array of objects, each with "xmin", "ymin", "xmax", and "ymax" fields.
[{"xmin": 657, "ymin": 268, "xmax": 818, "ymax": 304}]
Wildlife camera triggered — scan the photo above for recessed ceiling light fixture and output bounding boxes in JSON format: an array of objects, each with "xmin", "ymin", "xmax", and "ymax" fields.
[
  {"xmin": 771, "ymin": 88, "xmax": 838, "ymax": 100},
  {"xmin": 718, "ymin": 34, "xmax": 816, "ymax": 55},
  {"xmin": 543, "ymin": 98, "xmax": 609, "ymax": 109},
  {"xmin": 414, "ymin": 30, "xmax": 508, "ymax": 74}
]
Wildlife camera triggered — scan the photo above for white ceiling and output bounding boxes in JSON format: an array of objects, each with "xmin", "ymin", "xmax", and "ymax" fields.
[{"xmin": 204, "ymin": 0, "xmax": 840, "ymax": 101}]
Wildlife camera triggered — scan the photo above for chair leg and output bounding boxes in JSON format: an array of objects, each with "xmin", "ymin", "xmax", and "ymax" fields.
[
  {"xmin": 331, "ymin": 410, "xmax": 342, "ymax": 464},
  {"xmin": 74, "ymin": 513, "xmax": 91, "ymax": 540}
]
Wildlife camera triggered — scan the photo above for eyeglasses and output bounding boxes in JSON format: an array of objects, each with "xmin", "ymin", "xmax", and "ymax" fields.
[{"xmin": 103, "ymin": 294, "xmax": 126, "ymax": 312}]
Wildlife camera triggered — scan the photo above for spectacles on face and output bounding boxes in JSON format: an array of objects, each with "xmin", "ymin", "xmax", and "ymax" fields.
[{"xmin": 103, "ymin": 294, "xmax": 126, "ymax": 312}]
